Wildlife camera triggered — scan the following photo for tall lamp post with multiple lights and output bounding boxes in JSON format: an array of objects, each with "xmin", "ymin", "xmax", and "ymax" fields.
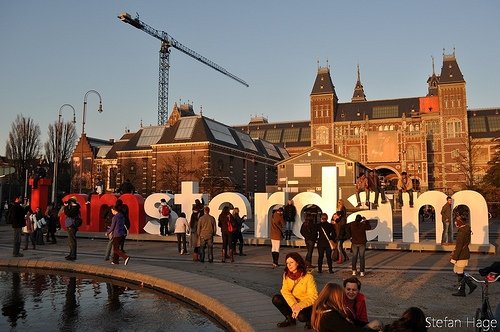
[
  {"xmin": 79, "ymin": 90, "xmax": 103, "ymax": 193},
  {"xmin": 52, "ymin": 104, "xmax": 76, "ymax": 203}
]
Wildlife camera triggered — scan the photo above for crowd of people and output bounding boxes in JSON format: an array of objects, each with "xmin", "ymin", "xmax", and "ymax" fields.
[{"xmin": 7, "ymin": 176, "xmax": 493, "ymax": 332}]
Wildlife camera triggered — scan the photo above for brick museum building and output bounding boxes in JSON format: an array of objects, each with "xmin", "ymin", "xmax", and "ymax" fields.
[{"xmin": 72, "ymin": 52, "xmax": 498, "ymax": 199}]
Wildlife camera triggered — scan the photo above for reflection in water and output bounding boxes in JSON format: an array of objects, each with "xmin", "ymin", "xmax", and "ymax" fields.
[
  {"xmin": 1, "ymin": 272, "xmax": 26, "ymax": 327},
  {"xmin": 0, "ymin": 270, "xmax": 225, "ymax": 331},
  {"xmin": 60, "ymin": 276, "xmax": 79, "ymax": 331}
]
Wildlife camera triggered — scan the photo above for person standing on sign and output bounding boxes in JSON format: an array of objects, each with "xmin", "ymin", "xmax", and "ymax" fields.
[{"xmin": 440, "ymin": 196, "xmax": 453, "ymax": 245}]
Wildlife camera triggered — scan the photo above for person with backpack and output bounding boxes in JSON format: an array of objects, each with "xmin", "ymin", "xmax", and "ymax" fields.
[{"xmin": 158, "ymin": 198, "xmax": 171, "ymax": 236}]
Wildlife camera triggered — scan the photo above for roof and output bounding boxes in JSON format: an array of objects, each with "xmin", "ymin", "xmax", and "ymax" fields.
[
  {"xmin": 311, "ymin": 67, "xmax": 337, "ymax": 99},
  {"xmin": 336, "ymin": 97, "xmax": 421, "ymax": 122},
  {"xmin": 439, "ymin": 53, "xmax": 465, "ymax": 84},
  {"xmin": 104, "ymin": 115, "xmax": 286, "ymax": 161},
  {"xmin": 276, "ymin": 147, "xmax": 365, "ymax": 167},
  {"xmin": 467, "ymin": 108, "xmax": 500, "ymax": 139},
  {"xmin": 232, "ymin": 120, "xmax": 311, "ymax": 149},
  {"xmin": 104, "ymin": 132, "xmax": 135, "ymax": 158}
]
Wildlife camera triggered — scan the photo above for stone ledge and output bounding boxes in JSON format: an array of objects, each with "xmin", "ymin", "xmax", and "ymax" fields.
[{"xmin": 0, "ymin": 257, "xmax": 257, "ymax": 332}]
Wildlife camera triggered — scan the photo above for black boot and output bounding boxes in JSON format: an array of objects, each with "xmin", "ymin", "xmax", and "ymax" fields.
[
  {"xmin": 239, "ymin": 243, "xmax": 246, "ymax": 256},
  {"xmin": 464, "ymin": 276, "xmax": 478, "ymax": 294},
  {"xmin": 452, "ymin": 274, "xmax": 466, "ymax": 297},
  {"xmin": 272, "ymin": 252, "xmax": 279, "ymax": 268},
  {"xmin": 277, "ymin": 316, "xmax": 296, "ymax": 328}
]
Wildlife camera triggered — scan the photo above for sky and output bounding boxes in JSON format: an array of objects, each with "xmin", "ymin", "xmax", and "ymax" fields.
[{"xmin": 1, "ymin": 1, "xmax": 499, "ymax": 156}]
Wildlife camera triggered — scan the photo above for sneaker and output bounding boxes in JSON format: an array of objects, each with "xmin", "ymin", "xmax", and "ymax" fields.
[
  {"xmin": 111, "ymin": 261, "xmax": 118, "ymax": 265},
  {"xmin": 124, "ymin": 257, "xmax": 130, "ymax": 266},
  {"xmin": 352, "ymin": 271, "xmax": 357, "ymax": 276},
  {"xmin": 360, "ymin": 272, "xmax": 365, "ymax": 277}
]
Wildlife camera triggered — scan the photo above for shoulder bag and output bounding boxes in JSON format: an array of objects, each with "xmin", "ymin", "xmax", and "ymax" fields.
[{"xmin": 321, "ymin": 226, "xmax": 336, "ymax": 250}]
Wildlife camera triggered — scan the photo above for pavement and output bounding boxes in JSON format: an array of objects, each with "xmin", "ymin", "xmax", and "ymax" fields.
[{"xmin": 0, "ymin": 219, "xmax": 499, "ymax": 332}]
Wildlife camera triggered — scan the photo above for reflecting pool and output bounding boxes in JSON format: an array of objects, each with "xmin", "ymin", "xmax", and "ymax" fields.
[{"xmin": 0, "ymin": 269, "xmax": 226, "ymax": 331}]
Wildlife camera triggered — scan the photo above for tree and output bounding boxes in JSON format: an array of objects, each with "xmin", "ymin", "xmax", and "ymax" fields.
[
  {"xmin": 44, "ymin": 120, "xmax": 77, "ymax": 197},
  {"xmin": 158, "ymin": 152, "xmax": 204, "ymax": 193},
  {"xmin": 44, "ymin": 121, "xmax": 77, "ymax": 165},
  {"xmin": 5, "ymin": 115, "xmax": 41, "ymax": 184},
  {"xmin": 453, "ymin": 135, "xmax": 483, "ymax": 190}
]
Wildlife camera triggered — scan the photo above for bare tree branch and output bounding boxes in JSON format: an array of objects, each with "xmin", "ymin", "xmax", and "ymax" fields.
[{"xmin": 5, "ymin": 114, "xmax": 41, "ymax": 181}]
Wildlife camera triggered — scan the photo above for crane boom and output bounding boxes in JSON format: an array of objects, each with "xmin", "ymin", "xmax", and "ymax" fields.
[{"xmin": 118, "ymin": 12, "xmax": 249, "ymax": 125}]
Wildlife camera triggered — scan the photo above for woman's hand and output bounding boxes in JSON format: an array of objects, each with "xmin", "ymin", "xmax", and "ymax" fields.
[{"xmin": 291, "ymin": 303, "xmax": 301, "ymax": 318}]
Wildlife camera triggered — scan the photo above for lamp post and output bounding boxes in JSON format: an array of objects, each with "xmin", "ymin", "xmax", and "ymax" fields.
[
  {"xmin": 79, "ymin": 90, "xmax": 103, "ymax": 193},
  {"xmin": 52, "ymin": 104, "xmax": 76, "ymax": 203}
]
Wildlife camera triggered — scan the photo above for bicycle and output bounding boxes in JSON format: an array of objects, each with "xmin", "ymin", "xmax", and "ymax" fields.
[{"xmin": 466, "ymin": 273, "xmax": 500, "ymax": 332}]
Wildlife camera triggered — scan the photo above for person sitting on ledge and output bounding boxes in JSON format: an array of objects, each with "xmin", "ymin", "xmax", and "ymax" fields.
[{"xmin": 272, "ymin": 252, "xmax": 318, "ymax": 329}]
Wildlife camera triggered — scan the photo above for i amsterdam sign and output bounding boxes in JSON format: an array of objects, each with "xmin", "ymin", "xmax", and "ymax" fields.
[{"xmin": 63, "ymin": 167, "xmax": 490, "ymax": 246}]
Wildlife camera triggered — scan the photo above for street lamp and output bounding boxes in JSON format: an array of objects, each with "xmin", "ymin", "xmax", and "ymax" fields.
[
  {"xmin": 79, "ymin": 90, "xmax": 103, "ymax": 193},
  {"xmin": 52, "ymin": 104, "xmax": 76, "ymax": 203}
]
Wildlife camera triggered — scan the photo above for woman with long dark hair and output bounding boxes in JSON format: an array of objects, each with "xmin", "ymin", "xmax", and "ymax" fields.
[
  {"xmin": 218, "ymin": 205, "xmax": 236, "ymax": 263},
  {"xmin": 311, "ymin": 283, "xmax": 365, "ymax": 332},
  {"xmin": 451, "ymin": 215, "xmax": 476, "ymax": 296},
  {"xmin": 272, "ymin": 252, "xmax": 318, "ymax": 329}
]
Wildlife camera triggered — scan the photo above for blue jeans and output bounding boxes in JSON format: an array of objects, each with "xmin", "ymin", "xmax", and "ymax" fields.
[
  {"xmin": 441, "ymin": 222, "xmax": 453, "ymax": 243},
  {"xmin": 67, "ymin": 227, "xmax": 77, "ymax": 259},
  {"xmin": 104, "ymin": 238, "xmax": 113, "ymax": 260},
  {"xmin": 351, "ymin": 244, "xmax": 366, "ymax": 272},
  {"xmin": 200, "ymin": 237, "xmax": 214, "ymax": 262},
  {"xmin": 305, "ymin": 240, "xmax": 315, "ymax": 263}
]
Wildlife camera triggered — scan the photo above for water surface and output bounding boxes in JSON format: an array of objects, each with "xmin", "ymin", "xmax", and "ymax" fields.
[{"xmin": 0, "ymin": 269, "xmax": 226, "ymax": 331}]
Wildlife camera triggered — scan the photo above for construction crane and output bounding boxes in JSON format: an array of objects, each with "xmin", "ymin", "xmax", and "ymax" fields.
[{"xmin": 118, "ymin": 12, "xmax": 249, "ymax": 125}]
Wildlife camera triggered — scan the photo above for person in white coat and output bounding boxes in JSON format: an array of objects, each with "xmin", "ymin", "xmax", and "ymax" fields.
[{"xmin": 174, "ymin": 212, "xmax": 190, "ymax": 255}]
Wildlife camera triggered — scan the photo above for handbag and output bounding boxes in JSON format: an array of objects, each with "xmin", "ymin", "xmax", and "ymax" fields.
[{"xmin": 321, "ymin": 226, "xmax": 336, "ymax": 250}]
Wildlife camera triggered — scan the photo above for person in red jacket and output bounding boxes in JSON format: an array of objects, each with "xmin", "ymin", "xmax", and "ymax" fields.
[{"xmin": 343, "ymin": 277, "xmax": 382, "ymax": 331}]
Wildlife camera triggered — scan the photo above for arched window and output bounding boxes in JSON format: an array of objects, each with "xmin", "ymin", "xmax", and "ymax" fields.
[{"xmin": 316, "ymin": 126, "xmax": 329, "ymax": 145}]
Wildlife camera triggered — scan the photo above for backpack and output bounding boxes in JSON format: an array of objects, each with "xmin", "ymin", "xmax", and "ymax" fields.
[{"xmin": 161, "ymin": 204, "xmax": 170, "ymax": 217}]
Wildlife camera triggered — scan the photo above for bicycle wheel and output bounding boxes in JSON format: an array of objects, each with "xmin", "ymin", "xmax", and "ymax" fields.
[
  {"xmin": 485, "ymin": 301, "xmax": 499, "ymax": 332},
  {"xmin": 475, "ymin": 308, "xmax": 482, "ymax": 332}
]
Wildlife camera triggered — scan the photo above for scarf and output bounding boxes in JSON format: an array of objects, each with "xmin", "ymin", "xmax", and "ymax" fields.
[{"xmin": 286, "ymin": 270, "xmax": 304, "ymax": 281}]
